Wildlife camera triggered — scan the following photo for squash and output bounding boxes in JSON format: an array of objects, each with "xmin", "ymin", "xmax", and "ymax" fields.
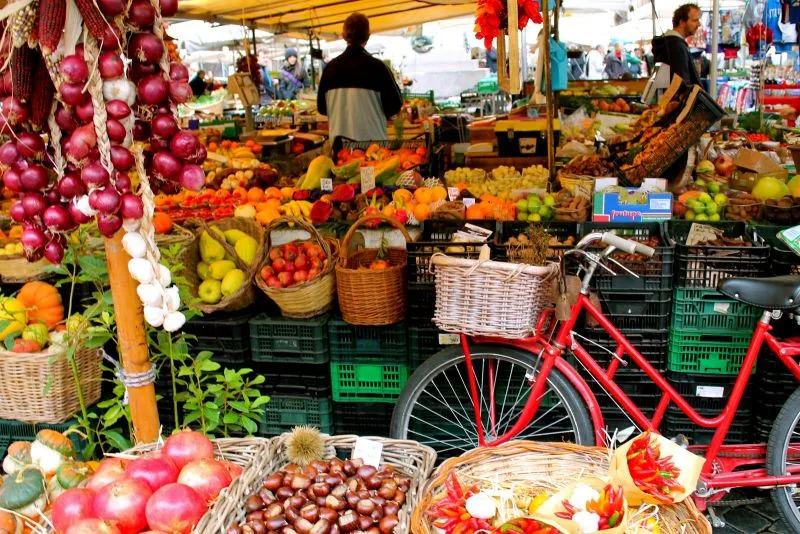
[
  {"xmin": 30, "ymin": 430, "xmax": 75, "ymax": 476},
  {"xmin": 2, "ymin": 442, "xmax": 31, "ymax": 475},
  {"xmin": 0, "ymin": 467, "xmax": 47, "ymax": 519},
  {"xmin": 17, "ymin": 281, "xmax": 63, "ymax": 329},
  {"xmin": 0, "ymin": 510, "xmax": 21, "ymax": 534},
  {"xmin": 375, "ymin": 156, "xmax": 401, "ymax": 184},
  {"xmin": 56, "ymin": 461, "xmax": 93, "ymax": 489}
]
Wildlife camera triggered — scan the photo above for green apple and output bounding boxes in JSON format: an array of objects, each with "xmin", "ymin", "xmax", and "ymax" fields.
[
  {"xmin": 515, "ymin": 199, "xmax": 529, "ymax": 213},
  {"xmin": 543, "ymin": 195, "xmax": 556, "ymax": 207},
  {"xmin": 714, "ymin": 193, "xmax": 727, "ymax": 206},
  {"xmin": 695, "ymin": 178, "xmax": 707, "ymax": 188},
  {"xmin": 528, "ymin": 213, "xmax": 542, "ymax": 222},
  {"xmin": 709, "ymin": 213, "xmax": 721, "ymax": 221},
  {"xmin": 693, "ymin": 203, "xmax": 706, "ymax": 215},
  {"xmin": 705, "ymin": 202, "xmax": 719, "ymax": 215},
  {"xmin": 198, "ymin": 279, "xmax": 222, "ymax": 304},
  {"xmin": 708, "ymin": 182, "xmax": 720, "ymax": 195},
  {"xmin": 685, "ymin": 210, "xmax": 696, "ymax": 220},
  {"xmin": 516, "ymin": 210, "xmax": 528, "ymax": 221},
  {"xmin": 698, "ymin": 192, "xmax": 712, "ymax": 204},
  {"xmin": 695, "ymin": 213, "xmax": 709, "ymax": 221},
  {"xmin": 539, "ymin": 206, "xmax": 553, "ymax": 220},
  {"xmin": 527, "ymin": 195, "xmax": 541, "ymax": 207}
]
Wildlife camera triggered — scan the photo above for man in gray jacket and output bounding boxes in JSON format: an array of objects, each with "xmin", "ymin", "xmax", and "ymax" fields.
[{"xmin": 317, "ymin": 13, "xmax": 403, "ymax": 143}]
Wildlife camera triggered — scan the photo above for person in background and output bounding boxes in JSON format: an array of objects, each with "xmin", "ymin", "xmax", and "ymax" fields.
[
  {"xmin": 257, "ymin": 47, "xmax": 277, "ymax": 104},
  {"xmin": 651, "ymin": 3, "xmax": 703, "ymax": 86},
  {"xmin": 189, "ymin": 69, "xmax": 209, "ymax": 97},
  {"xmin": 644, "ymin": 47, "xmax": 656, "ymax": 75},
  {"xmin": 279, "ymin": 48, "xmax": 308, "ymax": 100},
  {"xmin": 317, "ymin": 12, "xmax": 402, "ymax": 143},
  {"xmin": 604, "ymin": 44, "xmax": 626, "ymax": 79},
  {"xmin": 586, "ymin": 44, "xmax": 606, "ymax": 79},
  {"xmin": 626, "ymin": 47, "xmax": 643, "ymax": 77},
  {"xmin": 487, "ymin": 46, "xmax": 498, "ymax": 73}
]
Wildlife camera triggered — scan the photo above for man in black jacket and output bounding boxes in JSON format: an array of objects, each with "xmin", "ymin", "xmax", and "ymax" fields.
[
  {"xmin": 651, "ymin": 4, "xmax": 703, "ymax": 87},
  {"xmin": 317, "ymin": 13, "xmax": 402, "ymax": 143}
]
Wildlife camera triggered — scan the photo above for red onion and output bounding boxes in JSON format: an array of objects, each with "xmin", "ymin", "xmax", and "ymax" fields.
[
  {"xmin": 151, "ymin": 113, "xmax": 179, "ymax": 140},
  {"xmin": 138, "ymin": 75, "xmax": 169, "ymax": 105},
  {"xmin": 149, "ymin": 137, "xmax": 169, "ymax": 153},
  {"xmin": 21, "ymin": 226, "xmax": 47, "ymax": 256},
  {"xmin": 105, "ymin": 119, "xmax": 126, "ymax": 143},
  {"xmin": 89, "ymin": 187, "xmax": 121, "ymax": 214},
  {"xmin": 55, "ymin": 107, "xmax": 78, "ymax": 132},
  {"xmin": 100, "ymin": 24, "xmax": 122, "ymax": 51},
  {"xmin": 81, "ymin": 162, "xmax": 110, "ymax": 187},
  {"xmin": 179, "ymin": 164, "xmax": 205, "ymax": 191},
  {"xmin": 1, "ymin": 97, "xmax": 29, "ymax": 126},
  {"xmin": 74, "ymin": 44, "xmax": 85, "ymax": 58},
  {"xmin": 129, "ymin": 0, "xmax": 156, "ymax": 28},
  {"xmin": 152, "ymin": 152, "xmax": 181, "ymax": 181},
  {"xmin": 169, "ymin": 62, "xmax": 189, "ymax": 82},
  {"xmin": 96, "ymin": 213, "xmax": 123, "ymax": 236},
  {"xmin": 60, "ymin": 54, "xmax": 89, "ymax": 84},
  {"xmin": 58, "ymin": 174, "xmax": 86, "ymax": 198},
  {"xmin": 75, "ymin": 99, "xmax": 95, "ymax": 123},
  {"xmin": 22, "ymin": 193, "xmax": 46, "ymax": 217},
  {"xmin": 16, "ymin": 132, "xmax": 45, "ymax": 158},
  {"xmin": 0, "ymin": 141, "xmax": 19, "ymax": 166},
  {"xmin": 99, "ymin": 52, "xmax": 125, "ymax": 79},
  {"xmin": 68, "ymin": 201, "xmax": 92, "ymax": 224},
  {"xmin": 169, "ymin": 131, "xmax": 204, "ymax": 163},
  {"xmin": 72, "ymin": 124, "xmax": 98, "ymax": 149},
  {"xmin": 45, "ymin": 188, "xmax": 60, "ymax": 205},
  {"xmin": 1, "ymin": 71, "xmax": 12, "ymax": 95},
  {"xmin": 43, "ymin": 205, "xmax": 73, "ymax": 231},
  {"xmin": 20, "ymin": 165, "xmax": 49, "ymax": 191},
  {"xmin": 97, "ymin": 0, "xmax": 125, "ymax": 16},
  {"xmin": 160, "ymin": 0, "xmax": 178, "ymax": 16},
  {"xmin": 43, "ymin": 240, "xmax": 65, "ymax": 263},
  {"xmin": 128, "ymin": 33, "xmax": 164, "ymax": 65},
  {"xmin": 10, "ymin": 201, "xmax": 25, "ymax": 222},
  {"xmin": 60, "ymin": 83, "xmax": 89, "ymax": 107},
  {"xmin": 168, "ymin": 81, "xmax": 192, "ymax": 104},
  {"xmin": 2, "ymin": 168, "xmax": 22, "ymax": 192},
  {"xmin": 106, "ymin": 100, "xmax": 131, "ymax": 120},
  {"xmin": 133, "ymin": 120, "xmax": 151, "ymax": 141},
  {"xmin": 64, "ymin": 139, "xmax": 90, "ymax": 165},
  {"xmin": 114, "ymin": 172, "xmax": 131, "ymax": 193},
  {"xmin": 129, "ymin": 61, "xmax": 158, "ymax": 81},
  {"xmin": 110, "ymin": 146, "xmax": 134, "ymax": 171},
  {"xmin": 119, "ymin": 193, "xmax": 144, "ymax": 219}
]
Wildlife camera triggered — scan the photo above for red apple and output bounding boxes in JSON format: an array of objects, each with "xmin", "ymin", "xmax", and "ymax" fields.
[
  {"xmin": 294, "ymin": 254, "xmax": 308, "ymax": 271},
  {"xmin": 268, "ymin": 248, "xmax": 283, "ymax": 261},
  {"xmin": 294, "ymin": 270, "xmax": 308, "ymax": 284},
  {"xmin": 266, "ymin": 276, "xmax": 282, "ymax": 289},
  {"xmin": 277, "ymin": 271, "xmax": 294, "ymax": 287},
  {"xmin": 283, "ymin": 243, "xmax": 298, "ymax": 262},
  {"xmin": 260, "ymin": 265, "xmax": 274, "ymax": 281},
  {"xmin": 310, "ymin": 257, "xmax": 323, "ymax": 270},
  {"xmin": 283, "ymin": 261, "xmax": 295, "ymax": 274},
  {"xmin": 272, "ymin": 258, "xmax": 286, "ymax": 273},
  {"xmin": 308, "ymin": 267, "xmax": 320, "ymax": 280}
]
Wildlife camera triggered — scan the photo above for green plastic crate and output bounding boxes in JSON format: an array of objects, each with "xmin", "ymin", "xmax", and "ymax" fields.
[
  {"xmin": 259, "ymin": 395, "xmax": 334, "ymax": 436},
  {"xmin": 0, "ymin": 418, "xmax": 84, "ymax": 459},
  {"xmin": 250, "ymin": 313, "xmax": 329, "ymax": 363},
  {"xmin": 671, "ymin": 288, "xmax": 761, "ymax": 332},
  {"xmin": 667, "ymin": 330, "xmax": 753, "ymax": 375},
  {"xmin": 328, "ymin": 318, "xmax": 408, "ymax": 361},
  {"xmin": 477, "ymin": 78, "xmax": 498, "ymax": 94},
  {"xmin": 331, "ymin": 360, "xmax": 409, "ymax": 402},
  {"xmin": 403, "ymin": 90, "xmax": 435, "ymax": 104}
]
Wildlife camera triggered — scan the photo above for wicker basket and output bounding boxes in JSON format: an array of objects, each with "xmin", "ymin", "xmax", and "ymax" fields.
[
  {"xmin": 412, "ymin": 441, "xmax": 711, "ymax": 534},
  {"xmin": 256, "ymin": 216, "xmax": 337, "ymax": 318},
  {"xmin": 0, "ymin": 344, "xmax": 101, "ymax": 424},
  {"xmin": 336, "ymin": 215, "xmax": 411, "ymax": 325},
  {"xmin": 202, "ymin": 433, "xmax": 437, "ymax": 534},
  {"xmin": 432, "ymin": 254, "xmax": 559, "ymax": 338},
  {"xmin": 557, "ymin": 172, "xmax": 595, "ymax": 195},
  {"xmin": 0, "ymin": 255, "xmax": 52, "ymax": 284},
  {"xmin": 182, "ymin": 217, "xmax": 265, "ymax": 314},
  {"xmin": 155, "ymin": 223, "xmax": 195, "ymax": 248}
]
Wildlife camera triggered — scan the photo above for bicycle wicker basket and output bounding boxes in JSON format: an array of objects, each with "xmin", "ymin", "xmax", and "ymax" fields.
[
  {"xmin": 412, "ymin": 440, "xmax": 711, "ymax": 534},
  {"xmin": 432, "ymin": 254, "xmax": 559, "ymax": 338},
  {"xmin": 202, "ymin": 433, "xmax": 437, "ymax": 534}
]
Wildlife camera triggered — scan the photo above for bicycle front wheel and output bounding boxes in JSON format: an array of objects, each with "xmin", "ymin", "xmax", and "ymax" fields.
[
  {"xmin": 767, "ymin": 386, "xmax": 800, "ymax": 532},
  {"xmin": 390, "ymin": 343, "xmax": 594, "ymax": 461}
]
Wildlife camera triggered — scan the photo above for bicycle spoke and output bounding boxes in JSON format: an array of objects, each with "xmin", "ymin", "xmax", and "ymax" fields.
[{"xmin": 408, "ymin": 411, "xmax": 478, "ymax": 448}]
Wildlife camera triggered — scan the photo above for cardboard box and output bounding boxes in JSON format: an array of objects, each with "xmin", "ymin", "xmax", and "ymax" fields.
[
  {"xmin": 592, "ymin": 177, "xmax": 673, "ymax": 222},
  {"xmin": 733, "ymin": 148, "xmax": 789, "ymax": 191}
]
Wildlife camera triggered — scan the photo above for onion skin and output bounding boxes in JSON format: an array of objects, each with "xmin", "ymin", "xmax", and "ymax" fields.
[
  {"xmin": 99, "ymin": 52, "xmax": 125, "ymax": 79},
  {"xmin": 128, "ymin": 33, "xmax": 164, "ymax": 65},
  {"xmin": 137, "ymin": 75, "xmax": 169, "ymax": 105}
]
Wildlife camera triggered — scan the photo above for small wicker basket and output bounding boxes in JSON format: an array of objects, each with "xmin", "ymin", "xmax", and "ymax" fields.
[
  {"xmin": 432, "ymin": 254, "xmax": 559, "ymax": 338},
  {"xmin": 0, "ymin": 255, "xmax": 52, "ymax": 284},
  {"xmin": 412, "ymin": 441, "xmax": 711, "ymax": 534},
  {"xmin": 335, "ymin": 215, "xmax": 411, "ymax": 325},
  {"xmin": 182, "ymin": 217, "xmax": 265, "ymax": 314},
  {"xmin": 0, "ymin": 344, "xmax": 101, "ymax": 424},
  {"xmin": 256, "ymin": 216, "xmax": 338, "ymax": 318},
  {"xmin": 202, "ymin": 433, "xmax": 437, "ymax": 534}
]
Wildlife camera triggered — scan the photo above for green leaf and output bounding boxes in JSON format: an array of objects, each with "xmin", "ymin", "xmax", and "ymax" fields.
[
  {"xmin": 250, "ymin": 374, "xmax": 266, "ymax": 385},
  {"xmin": 223, "ymin": 413, "xmax": 239, "ymax": 424},
  {"xmin": 184, "ymin": 411, "xmax": 201, "ymax": 425},
  {"xmin": 252, "ymin": 396, "xmax": 271, "ymax": 408},
  {"xmin": 199, "ymin": 360, "xmax": 221, "ymax": 372},
  {"xmin": 104, "ymin": 430, "xmax": 131, "ymax": 453},
  {"xmin": 240, "ymin": 416, "xmax": 258, "ymax": 434},
  {"xmin": 228, "ymin": 400, "xmax": 248, "ymax": 412}
]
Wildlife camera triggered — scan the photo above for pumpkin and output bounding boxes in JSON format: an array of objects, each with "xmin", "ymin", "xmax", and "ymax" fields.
[
  {"xmin": 0, "ymin": 510, "xmax": 20, "ymax": 534},
  {"xmin": 56, "ymin": 461, "xmax": 94, "ymax": 489},
  {"xmin": 7, "ymin": 226, "xmax": 22, "ymax": 240},
  {"xmin": 0, "ymin": 467, "xmax": 47, "ymax": 519},
  {"xmin": 2, "ymin": 442, "xmax": 31, "ymax": 475},
  {"xmin": 30, "ymin": 430, "xmax": 75, "ymax": 476},
  {"xmin": 17, "ymin": 281, "xmax": 63, "ymax": 329},
  {"xmin": 153, "ymin": 212, "xmax": 173, "ymax": 234}
]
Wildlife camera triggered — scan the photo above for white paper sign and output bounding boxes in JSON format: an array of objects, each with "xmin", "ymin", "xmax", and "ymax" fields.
[
  {"xmin": 438, "ymin": 333, "xmax": 460, "ymax": 345},
  {"xmin": 321, "ymin": 178, "xmax": 333, "ymax": 192},
  {"xmin": 352, "ymin": 437, "xmax": 383, "ymax": 467},
  {"xmin": 360, "ymin": 167, "xmax": 376, "ymax": 192},
  {"xmin": 448, "ymin": 187, "xmax": 460, "ymax": 201},
  {"xmin": 696, "ymin": 386, "xmax": 725, "ymax": 398},
  {"xmin": 463, "ymin": 198, "xmax": 476, "ymax": 208},
  {"xmin": 713, "ymin": 302, "xmax": 730, "ymax": 314}
]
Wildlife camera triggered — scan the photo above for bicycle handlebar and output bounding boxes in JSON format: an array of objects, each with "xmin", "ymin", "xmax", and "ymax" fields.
[{"xmin": 601, "ymin": 232, "xmax": 656, "ymax": 257}]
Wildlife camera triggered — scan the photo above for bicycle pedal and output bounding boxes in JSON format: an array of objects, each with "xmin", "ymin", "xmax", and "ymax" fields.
[{"xmin": 670, "ymin": 434, "xmax": 690, "ymax": 449}]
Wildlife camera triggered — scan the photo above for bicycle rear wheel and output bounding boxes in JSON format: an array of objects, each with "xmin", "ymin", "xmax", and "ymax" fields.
[
  {"xmin": 767, "ymin": 386, "xmax": 800, "ymax": 532},
  {"xmin": 390, "ymin": 343, "xmax": 594, "ymax": 461}
]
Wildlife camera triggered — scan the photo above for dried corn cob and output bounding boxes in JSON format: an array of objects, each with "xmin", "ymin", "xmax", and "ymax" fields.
[
  {"xmin": 74, "ymin": 0, "xmax": 108, "ymax": 42},
  {"xmin": 37, "ymin": 0, "xmax": 66, "ymax": 54},
  {"xmin": 11, "ymin": 44, "xmax": 38, "ymax": 102},
  {"xmin": 10, "ymin": 0, "xmax": 39, "ymax": 49},
  {"xmin": 30, "ymin": 51, "xmax": 54, "ymax": 130}
]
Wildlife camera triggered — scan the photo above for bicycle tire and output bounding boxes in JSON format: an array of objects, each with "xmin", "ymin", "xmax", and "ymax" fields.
[
  {"xmin": 390, "ymin": 343, "xmax": 594, "ymax": 460},
  {"xmin": 767, "ymin": 385, "xmax": 800, "ymax": 532}
]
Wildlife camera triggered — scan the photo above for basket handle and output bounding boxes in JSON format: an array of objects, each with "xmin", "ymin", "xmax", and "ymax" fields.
[
  {"xmin": 195, "ymin": 218, "xmax": 253, "ymax": 273},
  {"xmin": 339, "ymin": 215, "xmax": 413, "ymax": 261},
  {"xmin": 263, "ymin": 216, "xmax": 332, "ymax": 262}
]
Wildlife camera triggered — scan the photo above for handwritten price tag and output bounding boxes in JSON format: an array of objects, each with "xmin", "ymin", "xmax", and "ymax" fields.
[
  {"xmin": 360, "ymin": 167, "xmax": 376, "ymax": 192},
  {"xmin": 352, "ymin": 437, "xmax": 383, "ymax": 468},
  {"xmin": 320, "ymin": 178, "xmax": 333, "ymax": 192},
  {"xmin": 448, "ymin": 187, "xmax": 460, "ymax": 201},
  {"xmin": 462, "ymin": 198, "xmax": 476, "ymax": 208}
]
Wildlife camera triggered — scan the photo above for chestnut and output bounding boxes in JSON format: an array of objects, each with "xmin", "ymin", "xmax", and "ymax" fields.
[
  {"xmin": 311, "ymin": 460, "xmax": 329, "ymax": 474},
  {"xmin": 294, "ymin": 518, "xmax": 314, "ymax": 534},
  {"xmin": 357, "ymin": 490, "xmax": 370, "ymax": 500},
  {"xmin": 300, "ymin": 503, "xmax": 319, "ymax": 523},
  {"xmin": 395, "ymin": 476, "xmax": 410, "ymax": 492},
  {"xmin": 247, "ymin": 521, "xmax": 268, "ymax": 534},
  {"xmin": 394, "ymin": 491, "xmax": 406, "ymax": 506},
  {"xmin": 247, "ymin": 495, "xmax": 265, "ymax": 512},
  {"xmin": 247, "ymin": 511, "xmax": 265, "ymax": 522},
  {"xmin": 292, "ymin": 475, "xmax": 312, "ymax": 490},
  {"xmin": 379, "ymin": 465, "xmax": 395, "ymax": 476},
  {"xmin": 283, "ymin": 473, "xmax": 296, "ymax": 487},
  {"xmin": 329, "ymin": 458, "xmax": 344, "ymax": 474},
  {"xmin": 319, "ymin": 507, "xmax": 339, "ymax": 522},
  {"xmin": 379, "ymin": 515, "xmax": 399, "ymax": 534},
  {"xmin": 351, "ymin": 458, "xmax": 364, "ymax": 469},
  {"xmin": 260, "ymin": 489, "xmax": 277, "ymax": 505},
  {"xmin": 264, "ymin": 474, "xmax": 283, "ymax": 491},
  {"xmin": 290, "ymin": 495, "xmax": 307, "ymax": 509},
  {"xmin": 345, "ymin": 491, "xmax": 360, "ymax": 509},
  {"xmin": 316, "ymin": 496, "xmax": 327, "ymax": 507},
  {"xmin": 325, "ymin": 495, "xmax": 346, "ymax": 511},
  {"xmin": 241, "ymin": 526, "xmax": 256, "ymax": 534},
  {"xmin": 310, "ymin": 483, "xmax": 331, "ymax": 498},
  {"xmin": 331, "ymin": 483, "xmax": 347, "ymax": 498},
  {"xmin": 315, "ymin": 474, "xmax": 328, "ymax": 484},
  {"xmin": 356, "ymin": 498, "xmax": 375, "ymax": 515},
  {"xmin": 357, "ymin": 465, "xmax": 377, "ymax": 481},
  {"xmin": 303, "ymin": 465, "xmax": 318, "ymax": 479},
  {"xmin": 283, "ymin": 529, "xmax": 299, "ymax": 534},
  {"xmin": 309, "ymin": 518, "xmax": 332, "ymax": 534},
  {"xmin": 285, "ymin": 507, "xmax": 299, "ymax": 524},
  {"xmin": 276, "ymin": 487, "xmax": 294, "ymax": 500},
  {"xmin": 365, "ymin": 475, "xmax": 383, "ymax": 490},
  {"xmin": 338, "ymin": 510, "xmax": 359, "ymax": 532},
  {"xmin": 383, "ymin": 501, "xmax": 400, "ymax": 517},
  {"xmin": 370, "ymin": 495, "xmax": 385, "ymax": 507},
  {"xmin": 266, "ymin": 517, "xmax": 289, "ymax": 531},
  {"xmin": 366, "ymin": 528, "xmax": 381, "ymax": 534},
  {"xmin": 357, "ymin": 515, "xmax": 373, "ymax": 531},
  {"xmin": 266, "ymin": 503, "xmax": 284, "ymax": 519},
  {"xmin": 329, "ymin": 525, "xmax": 341, "ymax": 534},
  {"xmin": 342, "ymin": 460, "xmax": 356, "ymax": 476},
  {"xmin": 325, "ymin": 474, "xmax": 343, "ymax": 486},
  {"xmin": 371, "ymin": 507, "xmax": 384, "ymax": 522},
  {"xmin": 227, "ymin": 527, "xmax": 244, "ymax": 534}
]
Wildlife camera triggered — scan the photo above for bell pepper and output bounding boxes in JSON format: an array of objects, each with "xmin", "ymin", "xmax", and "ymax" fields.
[{"xmin": 309, "ymin": 200, "xmax": 333, "ymax": 224}]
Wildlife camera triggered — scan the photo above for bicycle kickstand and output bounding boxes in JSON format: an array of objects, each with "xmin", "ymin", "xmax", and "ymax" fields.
[{"xmin": 707, "ymin": 505, "xmax": 726, "ymax": 528}]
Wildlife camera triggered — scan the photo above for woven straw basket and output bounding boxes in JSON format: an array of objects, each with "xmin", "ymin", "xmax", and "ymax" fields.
[
  {"xmin": 256, "ymin": 216, "xmax": 338, "ymax": 318},
  {"xmin": 431, "ymin": 254, "xmax": 559, "ymax": 338},
  {"xmin": 203, "ymin": 433, "xmax": 437, "ymax": 533},
  {"xmin": 412, "ymin": 441, "xmax": 711, "ymax": 534},
  {"xmin": 0, "ymin": 255, "xmax": 51, "ymax": 284},
  {"xmin": 182, "ymin": 217, "xmax": 265, "ymax": 314},
  {"xmin": 0, "ymin": 344, "xmax": 101, "ymax": 424},
  {"xmin": 336, "ymin": 215, "xmax": 411, "ymax": 325}
]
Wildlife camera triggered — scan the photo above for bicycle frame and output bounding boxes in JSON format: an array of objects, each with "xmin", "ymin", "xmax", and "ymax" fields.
[{"xmin": 462, "ymin": 291, "xmax": 800, "ymax": 494}]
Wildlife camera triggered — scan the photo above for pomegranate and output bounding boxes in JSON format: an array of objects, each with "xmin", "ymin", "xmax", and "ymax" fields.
[
  {"xmin": 162, "ymin": 430, "xmax": 214, "ymax": 470},
  {"xmin": 92, "ymin": 477, "xmax": 152, "ymax": 534},
  {"xmin": 86, "ymin": 458, "xmax": 128, "ymax": 493},
  {"xmin": 145, "ymin": 483, "xmax": 207, "ymax": 534},
  {"xmin": 52, "ymin": 488, "xmax": 97, "ymax": 531},
  {"xmin": 177, "ymin": 458, "xmax": 232, "ymax": 502},
  {"xmin": 125, "ymin": 456, "xmax": 179, "ymax": 492},
  {"xmin": 65, "ymin": 519, "xmax": 122, "ymax": 534}
]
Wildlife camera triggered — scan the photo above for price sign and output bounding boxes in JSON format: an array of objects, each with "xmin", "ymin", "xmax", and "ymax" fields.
[
  {"xmin": 462, "ymin": 198, "xmax": 476, "ymax": 208},
  {"xmin": 360, "ymin": 167, "xmax": 376, "ymax": 192},
  {"xmin": 320, "ymin": 178, "xmax": 333, "ymax": 192},
  {"xmin": 448, "ymin": 187, "xmax": 460, "ymax": 201},
  {"xmin": 352, "ymin": 437, "xmax": 383, "ymax": 468}
]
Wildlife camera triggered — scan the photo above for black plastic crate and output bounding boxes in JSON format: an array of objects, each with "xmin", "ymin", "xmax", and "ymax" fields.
[
  {"xmin": 407, "ymin": 220, "xmax": 497, "ymax": 284},
  {"xmin": 183, "ymin": 309, "xmax": 255, "ymax": 364},
  {"xmin": 666, "ymin": 221, "xmax": 769, "ymax": 288},
  {"xmin": 408, "ymin": 325, "xmax": 459, "ymax": 369},
  {"xmin": 250, "ymin": 313, "xmax": 329, "ymax": 363},
  {"xmin": 584, "ymin": 289, "xmax": 671, "ymax": 331},
  {"xmin": 754, "ymin": 224, "xmax": 800, "ymax": 276},
  {"xmin": 582, "ymin": 368, "xmax": 662, "ymax": 415},
  {"xmin": 583, "ymin": 222, "xmax": 674, "ymax": 291},
  {"xmin": 666, "ymin": 371, "xmax": 752, "ymax": 413},
  {"xmin": 407, "ymin": 282, "xmax": 437, "ymax": 326},
  {"xmin": 495, "ymin": 221, "xmax": 580, "ymax": 263},
  {"xmin": 256, "ymin": 362, "xmax": 331, "ymax": 397},
  {"xmin": 572, "ymin": 327, "xmax": 669, "ymax": 371},
  {"xmin": 663, "ymin": 405, "xmax": 752, "ymax": 444},
  {"xmin": 328, "ymin": 317, "xmax": 408, "ymax": 361},
  {"xmin": 333, "ymin": 402, "xmax": 394, "ymax": 436}
]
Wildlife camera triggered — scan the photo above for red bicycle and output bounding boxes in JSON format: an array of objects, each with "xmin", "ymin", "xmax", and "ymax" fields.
[{"xmin": 390, "ymin": 230, "xmax": 800, "ymax": 529}]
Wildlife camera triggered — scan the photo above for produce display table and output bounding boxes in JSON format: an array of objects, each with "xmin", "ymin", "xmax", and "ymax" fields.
[{"xmin": 465, "ymin": 153, "xmax": 549, "ymax": 172}]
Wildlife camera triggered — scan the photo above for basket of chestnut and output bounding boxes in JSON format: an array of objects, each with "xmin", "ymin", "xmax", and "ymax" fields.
[{"xmin": 205, "ymin": 428, "xmax": 437, "ymax": 534}]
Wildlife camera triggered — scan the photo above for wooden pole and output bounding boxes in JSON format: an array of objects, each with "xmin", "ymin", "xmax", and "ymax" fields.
[
  {"xmin": 104, "ymin": 233, "xmax": 160, "ymax": 443},
  {"xmin": 542, "ymin": 0, "xmax": 555, "ymax": 179}
]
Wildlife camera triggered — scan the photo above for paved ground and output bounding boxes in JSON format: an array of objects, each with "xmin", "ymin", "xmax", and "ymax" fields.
[{"xmin": 708, "ymin": 490, "xmax": 795, "ymax": 533}]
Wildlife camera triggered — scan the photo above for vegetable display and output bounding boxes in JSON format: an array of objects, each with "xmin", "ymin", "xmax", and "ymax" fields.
[{"xmin": 625, "ymin": 433, "xmax": 684, "ymax": 504}]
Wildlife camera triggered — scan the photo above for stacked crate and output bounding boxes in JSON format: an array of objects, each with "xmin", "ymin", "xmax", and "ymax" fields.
[
  {"xmin": 0, "ymin": 418, "xmax": 83, "ymax": 461},
  {"xmin": 664, "ymin": 221, "xmax": 770, "ymax": 444}
]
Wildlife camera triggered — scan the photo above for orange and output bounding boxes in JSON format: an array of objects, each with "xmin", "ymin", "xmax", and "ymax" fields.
[
  {"xmin": 232, "ymin": 187, "xmax": 248, "ymax": 198},
  {"xmin": 466, "ymin": 204, "xmax": 484, "ymax": 219},
  {"xmin": 280, "ymin": 187, "xmax": 295, "ymax": 199},
  {"xmin": 231, "ymin": 142, "xmax": 240, "ymax": 150},
  {"xmin": 256, "ymin": 208, "xmax": 280, "ymax": 225},
  {"xmin": 208, "ymin": 142, "xmax": 218, "ymax": 152},
  {"xmin": 265, "ymin": 187, "xmax": 282, "ymax": 199},
  {"xmin": 393, "ymin": 188, "xmax": 412, "ymax": 204},
  {"xmin": 382, "ymin": 204, "xmax": 396, "ymax": 217},
  {"xmin": 247, "ymin": 187, "xmax": 264, "ymax": 202},
  {"xmin": 413, "ymin": 203, "xmax": 430, "ymax": 222},
  {"xmin": 256, "ymin": 201, "xmax": 272, "ymax": 212},
  {"xmin": 414, "ymin": 187, "xmax": 432, "ymax": 204},
  {"xmin": 431, "ymin": 186, "xmax": 447, "ymax": 202}
]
